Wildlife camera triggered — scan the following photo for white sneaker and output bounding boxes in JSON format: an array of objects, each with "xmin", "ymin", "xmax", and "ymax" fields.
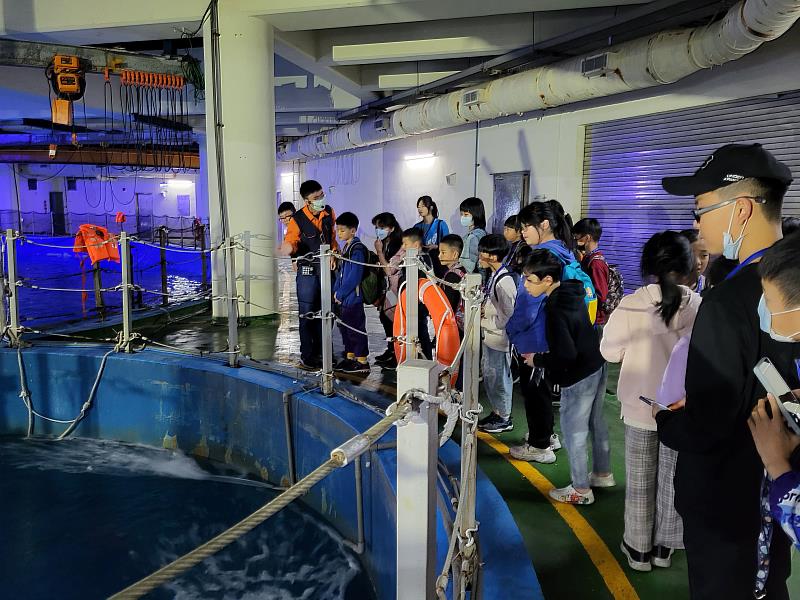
[
  {"xmin": 522, "ymin": 432, "xmax": 562, "ymax": 451},
  {"xmin": 549, "ymin": 484, "xmax": 594, "ymax": 505},
  {"xmin": 590, "ymin": 472, "xmax": 616, "ymax": 488},
  {"xmin": 509, "ymin": 443, "xmax": 556, "ymax": 464}
]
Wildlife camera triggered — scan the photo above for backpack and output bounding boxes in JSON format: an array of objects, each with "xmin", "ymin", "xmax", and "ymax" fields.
[
  {"xmin": 589, "ymin": 253, "xmax": 624, "ymax": 315},
  {"xmin": 348, "ymin": 241, "xmax": 384, "ymax": 305},
  {"xmin": 553, "ymin": 252, "xmax": 598, "ymax": 325},
  {"xmin": 444, "ymin": 264, "xmax": 467, "ymax": 329},
  {"xmin": 492, "ymin": 270, "xmax": 520, "ymax": 301}
]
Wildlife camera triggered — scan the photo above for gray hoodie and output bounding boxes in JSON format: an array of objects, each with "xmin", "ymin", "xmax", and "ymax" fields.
[{"xmin": 481, "ymin": 266, "xmax": 518, "ymax": 352}]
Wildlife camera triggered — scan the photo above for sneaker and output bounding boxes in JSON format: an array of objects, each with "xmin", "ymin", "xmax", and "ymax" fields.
[
  {"xmin": 477, "ymin": 413, "xmax": 500, "ymax": 429},
  {"xmin": 621, "ymin": 541, "xmax": 652, "ymax": 572},
  {"xmin": 379, "ymin": 355, "xmax": 398, "ymax": 370},
  {"xmin": 333, "ymin": 358, "xmax": 354, "ymax": 372},
  {"xmin": 549, "ymin": 485, "xmax": 594, "ymax": 505},
  {"xmin": 590, "ymin": 473, "xmax": 616, "ymax": 488},
  {"xmin": 298, "ymin": 358, "xmax": 322, "ymax": 371},
  {"xmin": 481, "ymin": 415, "xmax": 513, "ymax": 433},
  {"xmin": 343, "ymin": 360, "xmax": 371, "ymax": 375},
  {"xmin": 651, "ymin": 546, "xmax": 674, "ymax": 569},
  {"xmin": 523, "ymin": 432, "xmax": 561, "ymax": 451},
  {"xmin": 374, "ymin": 349, "xmax": 395, "ymax": 365},
  {"xmin": 509, "ymin": 443, "xmax": 556, "ymax": 464}
]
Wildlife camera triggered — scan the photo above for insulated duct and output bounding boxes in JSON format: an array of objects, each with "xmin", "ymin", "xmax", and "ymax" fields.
[{"xmin": 277, "ymin": 0, "xmax": 800, "ymax": 161}]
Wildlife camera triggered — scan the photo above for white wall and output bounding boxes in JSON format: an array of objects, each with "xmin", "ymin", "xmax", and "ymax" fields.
[{"xmin": 282, "ymin": 24, "xmax": 800, "ymax": 246}]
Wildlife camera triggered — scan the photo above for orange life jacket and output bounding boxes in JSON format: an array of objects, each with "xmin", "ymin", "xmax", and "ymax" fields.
[{"xmin": 73, "ymin": 224, "xmax": 120, "ymax": 265}]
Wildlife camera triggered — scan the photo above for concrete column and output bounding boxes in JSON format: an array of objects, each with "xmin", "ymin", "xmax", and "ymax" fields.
[{"xmin": 203, "ymin": 4, "xmax": 278, "ymax": 319}]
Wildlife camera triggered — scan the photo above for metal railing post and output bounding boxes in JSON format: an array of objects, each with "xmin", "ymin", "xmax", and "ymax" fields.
[
  {"xmin": 93, "ymin": 262, "xmax": 105, "ymax": 321},
  {"xmin": 120, "ymin": 232, "xmax": 133, "ymax": 353},
  {"xmin": 159, "ymin": 227, "xmax": 169, "ymax": 307},
  {"xmin": 404, "ymin": 247, "xmax": 419, "ymax": 361},
  {"xmin": 458, "ymin": 273, "xmax": 483, "ymax": 588},
  {"xmin": 320, "ymin": 244, "xmax": 334, "ymax": 396},
  {"xmin": 200, "ymin": 225, "xmax": 209, "ymax": 290},
  {"xmin": 180, "ymin": 216, "xmax": 185, "ymax": 247},
  {"xmin": 4, "ymin": 229, "xmax": 21, "ymax": 346},
  {"xmin": 225, "ymin": 235, "xmax": 240, "ymax": 367},
  {"xmin": 242, "ymin": 230, "xmax": 251, "ymax": 319},
  {"xmin": 395, "ymin": 360, "xmax": 440, "ymax": 599}
]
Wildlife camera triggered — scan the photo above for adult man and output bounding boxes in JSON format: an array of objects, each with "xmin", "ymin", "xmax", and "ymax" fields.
[
  {"xmin": 279, "ymin": 180, "xmax": 337, "ymax": 370},
  {"xmin": 656, "ymin": 144, "xmax": 798, "ymax": 599}
]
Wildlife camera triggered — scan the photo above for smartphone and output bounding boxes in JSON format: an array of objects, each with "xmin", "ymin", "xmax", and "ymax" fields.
[
  {"xmin": 753, "ymin": 357, "xmax": 800, "ymax": 435},
  {"xmin": 639, "ymin": 396, "xmax": 672, "ymax": 412}
]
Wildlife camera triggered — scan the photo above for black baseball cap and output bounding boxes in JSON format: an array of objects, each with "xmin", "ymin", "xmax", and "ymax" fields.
[{"xmin": 662, "ymin": 143, "xmax": 792, "ymax": 197}]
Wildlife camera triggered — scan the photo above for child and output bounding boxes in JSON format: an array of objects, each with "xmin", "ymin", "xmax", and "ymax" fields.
[
  {"xmin": 476, "ymin": 234, "xmax": 518, "ymax": 433},
  {"xmin": 332, "ymin": 212, "xmax": 370, "ymax": 374},
  {"xmin": 399, "ymin": 228, "xmax": 434, "ymax": 360},
  {"xmin": 438, "ymin": 234, "xmax": 467, "ymax": 329},
  {"xmin": 601, "ymin": 231, "xmax": 701, "ymax": 571},
  {"xmin": 521, "ymin": 249, "xmax": 612, "ymax": 505},
  {"xmin": 573, "ymin": 218, "xmax": 611, "ymax": 329},
  {"xmin": 373, "ymin": 212, "xmax": 404, "ymax": 369},
  {"xmin": 458, "ymin": 197, "xmax": 487, "ymax": 273},
  {"xmin": 503, "ymin": 214, "xmax": 524, "ymax": 272},
  {"xmin": 679, "ymin": 229, "xmax": 710, "ymax": 293}
]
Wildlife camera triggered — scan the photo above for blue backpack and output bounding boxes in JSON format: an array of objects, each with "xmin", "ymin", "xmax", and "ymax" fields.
[{"xmin": 555, "ymin": 253, "xmax": 598, "ymax": 325}]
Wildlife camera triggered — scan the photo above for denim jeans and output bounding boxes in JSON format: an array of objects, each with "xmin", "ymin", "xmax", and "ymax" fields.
[
  {"xmin": 482, "ymin": 345, "xmax": 512, "ymax": 419},
  {"xmin": 559, "ymin": 364, "xmax": 611, "ymax": 490}
]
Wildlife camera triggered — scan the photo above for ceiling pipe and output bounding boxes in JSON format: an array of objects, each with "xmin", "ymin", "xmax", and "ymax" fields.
[{"xmin": 278, "ymin": 0, "xmax": 800, "ymax": 161}]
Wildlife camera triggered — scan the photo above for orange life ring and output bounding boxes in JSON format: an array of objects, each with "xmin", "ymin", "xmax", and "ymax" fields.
[
  {"xmin": 73, "ymin": 224, "xmax": 120, "ymax": 265},
  {"xmin": 393, "ymin": 278, "xmax": 461, "ymax": 379}
]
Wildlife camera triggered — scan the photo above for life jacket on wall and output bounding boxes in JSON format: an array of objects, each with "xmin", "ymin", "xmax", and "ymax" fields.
[{"xmin": 73, "ymin": 224, "xmax": 120, "ymax": 265}]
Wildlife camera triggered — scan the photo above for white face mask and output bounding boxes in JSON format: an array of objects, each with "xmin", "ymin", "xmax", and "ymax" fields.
[
  {"xmin": 460, "ymin": 214, "xmax": 473, "ymax": 227},
  {"xmin": 758, "ymin": 294, "xmax": 800, "ymax": 343},
  {"xmin": 722, "ymin": 204, "xmax": 749, "ymax": 260}
]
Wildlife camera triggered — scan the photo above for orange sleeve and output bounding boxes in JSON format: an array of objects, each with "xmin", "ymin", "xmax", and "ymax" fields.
[
  {"xmin": 283, "ymin": 215, "xmax": 301, "ymax": 252},
  {"xmin": 329, "ymin": 207, "xmax": 339, "ymax": 251}
]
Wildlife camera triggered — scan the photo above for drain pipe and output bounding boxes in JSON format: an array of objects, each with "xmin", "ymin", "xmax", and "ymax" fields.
[{"xmin": 278, "ymin": 0, "xmax": 800, "ymax": 161}]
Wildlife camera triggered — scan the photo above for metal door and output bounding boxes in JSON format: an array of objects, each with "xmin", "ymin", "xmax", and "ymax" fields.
[
  {"xmin": 492, "ymin": 172, "xmax": 530, "ymax": 234},
  {"xmin": 49, "ymin": 191, "xmax": 66, "ymax": 235}
]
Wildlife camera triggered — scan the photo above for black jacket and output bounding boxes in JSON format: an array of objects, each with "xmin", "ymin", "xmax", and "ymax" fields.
[
  {"xmin": 534, "ymin": 280, "xmax": 605, "ymax": 387},
  {"xmin": 657, "ymin": 264, "xmax": 800, "ymax": 526}
]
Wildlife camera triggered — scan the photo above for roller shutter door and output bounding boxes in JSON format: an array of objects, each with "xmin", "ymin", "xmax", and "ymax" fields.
[{"xmin": 581, "ymin": 90, "xmax": 800, "ymax": 291}]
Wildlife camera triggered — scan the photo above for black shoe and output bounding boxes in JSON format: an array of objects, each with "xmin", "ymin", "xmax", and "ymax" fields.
[
  {"xmin": 379, "ymin": 355, "xmax": 398, "ymax": 370},
  {"xmin": 343, "ymin": 360, "xmax": 371, "ymax": 375},
  {"xmin": 375, "ymin": 349, "xmax": 395, "ymax": 364},
  {"xmin": 477, "ymin": 413, "xmax": 499, "ymax": 428},
  {"xmin": 651, "ymin": 546, "xmax": 674, "ymax": 568},
  {"xmin": 620, "ymin": 541, "xmax": 652, "ymax": 572},
  {"xmin": 482, "ymin": 415, "xmax": 513, "ymax": 433},
  {"xmin": 298, "ymin": 358, "xmax": 322, "ymax": 371},
  {"xmin": 334, "ymin": 358, "xmax": 355, "ymax": 372}
]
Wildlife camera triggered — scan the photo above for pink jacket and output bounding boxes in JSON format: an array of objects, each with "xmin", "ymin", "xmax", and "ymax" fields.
[{"xmin": 600, "ymin": 284, "xmax": 701, "ymax": 431}]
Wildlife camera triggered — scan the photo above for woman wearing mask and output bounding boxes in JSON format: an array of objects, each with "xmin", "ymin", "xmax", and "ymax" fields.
[
  {"xmin": 373, "ymin": 212, "xmax": 404, "ymax": 369},
  {"xmin": 459, "ymin": 197, "xmax": 487, "ymax": 273},
  {"xmin": 601, "ymin": 231, "xmax": 701, "ymax": 572}
]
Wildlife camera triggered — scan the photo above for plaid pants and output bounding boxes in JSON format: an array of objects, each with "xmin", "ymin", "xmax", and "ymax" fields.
[{"xmin": 624, "ymin": 425, "xmax": 684, "ymax": 553}]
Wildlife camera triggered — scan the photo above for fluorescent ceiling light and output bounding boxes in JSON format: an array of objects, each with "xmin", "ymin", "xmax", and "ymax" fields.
[
  {"xmin": 167, "ymin": 179, "xmax": 193, "ymax": 188},
  {"xmin": 280, "ymin": 172, "xmax": 294, "ymax": 179},
  {"xmin": 404, "ymin": 153, "xmax": 436, "ymax": 161}
]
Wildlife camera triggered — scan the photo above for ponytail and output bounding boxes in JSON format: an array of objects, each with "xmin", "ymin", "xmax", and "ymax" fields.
[
  {"xmin": 640, "ymin": 231, "xmax": 694, "ymax": 326},
  {"xmin": 519, "ymin": 199, "xmax": 574, "ymax": 248}
]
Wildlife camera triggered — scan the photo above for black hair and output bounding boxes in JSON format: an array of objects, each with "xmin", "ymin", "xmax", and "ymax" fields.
[
  {"xmin": 679, "ymin": 229, "xmax": 700, "ymax": 244},
  {"xmin": 754, "ymin": 178, "xmax": 789, "ymax": 223},
  {"xmin": 706, "ymin": 256, "xmax": 738, "ymax": 288},
  {"xmin": 759, "ymin": 232, "xmax": 800, "ymax": 307},
  {"xmin": 402, "ymin": 227, "xmax": 423, "ymax": 244},
  {"xmin": 504, "ymin": 214, "xmax": 521, "ymax": 231},
  {"xmin": 477, "ymin": 234, "xmax": 510, "ymax": 261},
  {"xmin": 372, "ymin": 211, "xmax": 403, "ymax": 246},
  {"xmin": 522, "ymin": 248, "xmax": 563, "ymax": 282},
  {"xmin": 335, "ymin": 211, "xmax": 359, "ymax": 229},
  {"xmin": 640, "ymin": 231, "xmax": 693, "ymax": 326},
  {"xmin": 459, "ymin": 197, "xmax": 486, "ymax": 229},
  {"xmin": 439, "ymin": 233, "xmax": 464, "ymax": 255},
  {"xmin": 299, "ymin": 179, "xmax": 323, "ymax": 199},
  {"xmin": 573, "ymin": 218, "xmax": 602, "ymax": 242},
  {"xmin": 277, "ymin": 201, "xmax": 296, "ymax": 215},
  {"xmin": 417, "ymin": 195, "xmax": 439, "ymax": 219},
  {"xmin": 782, "ymin": 217, "xmax": 800, "ymax": 237},
  {"xmin": 518, "ymin": 200, "xmax": 574, "ymax": 250}
]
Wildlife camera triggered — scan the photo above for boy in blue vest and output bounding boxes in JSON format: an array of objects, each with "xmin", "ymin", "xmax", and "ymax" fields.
[{"xmin": 333, "ymin": 212, "xmax": 370, "ymax": 375}]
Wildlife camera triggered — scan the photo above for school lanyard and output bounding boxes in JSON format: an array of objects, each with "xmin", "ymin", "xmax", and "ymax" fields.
[{"xmin": 725, "ymin": 248, "xmax": 768, "ymax": 281}]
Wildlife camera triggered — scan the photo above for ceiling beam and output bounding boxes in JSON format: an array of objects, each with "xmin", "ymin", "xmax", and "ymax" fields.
[{"xmin": 0, "ymin": 146, "xmax": 200, "ymax": 168}]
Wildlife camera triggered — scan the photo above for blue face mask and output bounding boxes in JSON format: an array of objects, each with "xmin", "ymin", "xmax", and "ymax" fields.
[
  {"xmin": 460, "ymin": 214, "xmax": 473, "ymax": 227},
  {"xmin": 758, "ymin": 294, "xmax": 800, "ymax": 343},
  {"xmin": 375, "ymin": 228, "xmax": 388, "ymax": 241},
  {"xmin": 722, "ymin": 204, "xmax": 749, "ymax": 260}
]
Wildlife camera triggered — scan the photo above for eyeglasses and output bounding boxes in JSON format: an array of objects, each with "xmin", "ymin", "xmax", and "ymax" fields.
[
  {"xmin": 279, "ymin": 214, "xmax": 293, "ymax": 223},
  {"xmin": 691, "ymin": 196, "xmax": 764, "ymax": 222}
]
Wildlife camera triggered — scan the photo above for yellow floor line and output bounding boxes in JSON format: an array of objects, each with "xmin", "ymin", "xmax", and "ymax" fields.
[{"xmin": 477, "ymin": 431, "xmax": 640, "ymax": 600}]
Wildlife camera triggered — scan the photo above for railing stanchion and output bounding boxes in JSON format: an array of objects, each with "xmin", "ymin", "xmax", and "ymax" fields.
[
  {"xmin": 120, "ymin": 232, "xmax": 133, "ymax": 352},
  {"xmin": 225, "ymin": 235, "xmax": 240, "ymax": 367},
  {"xmin": 320, "ymin": 244, "xmax": 334, "ymax": 396},
  {"xmin": 404, "ymin": 247, "xmax": 419, "ymax": 361},
  {"xmin": 200, "ymin": 225, "xmax": 209, "ymax": 290},
  {"xmin": 4, "ymin": 229, "xmax": 21, "ymax": 346},
  {"xmin": 242, "ymin": 230, "xmax": 251, "ymax": 319},
  {"xmin": 93, "ymin": 262, "xmax": 105, "ymax": 321},
  {"xmin": 159, "ymin": 227, "xmax": 169, "ymax": 307}
]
